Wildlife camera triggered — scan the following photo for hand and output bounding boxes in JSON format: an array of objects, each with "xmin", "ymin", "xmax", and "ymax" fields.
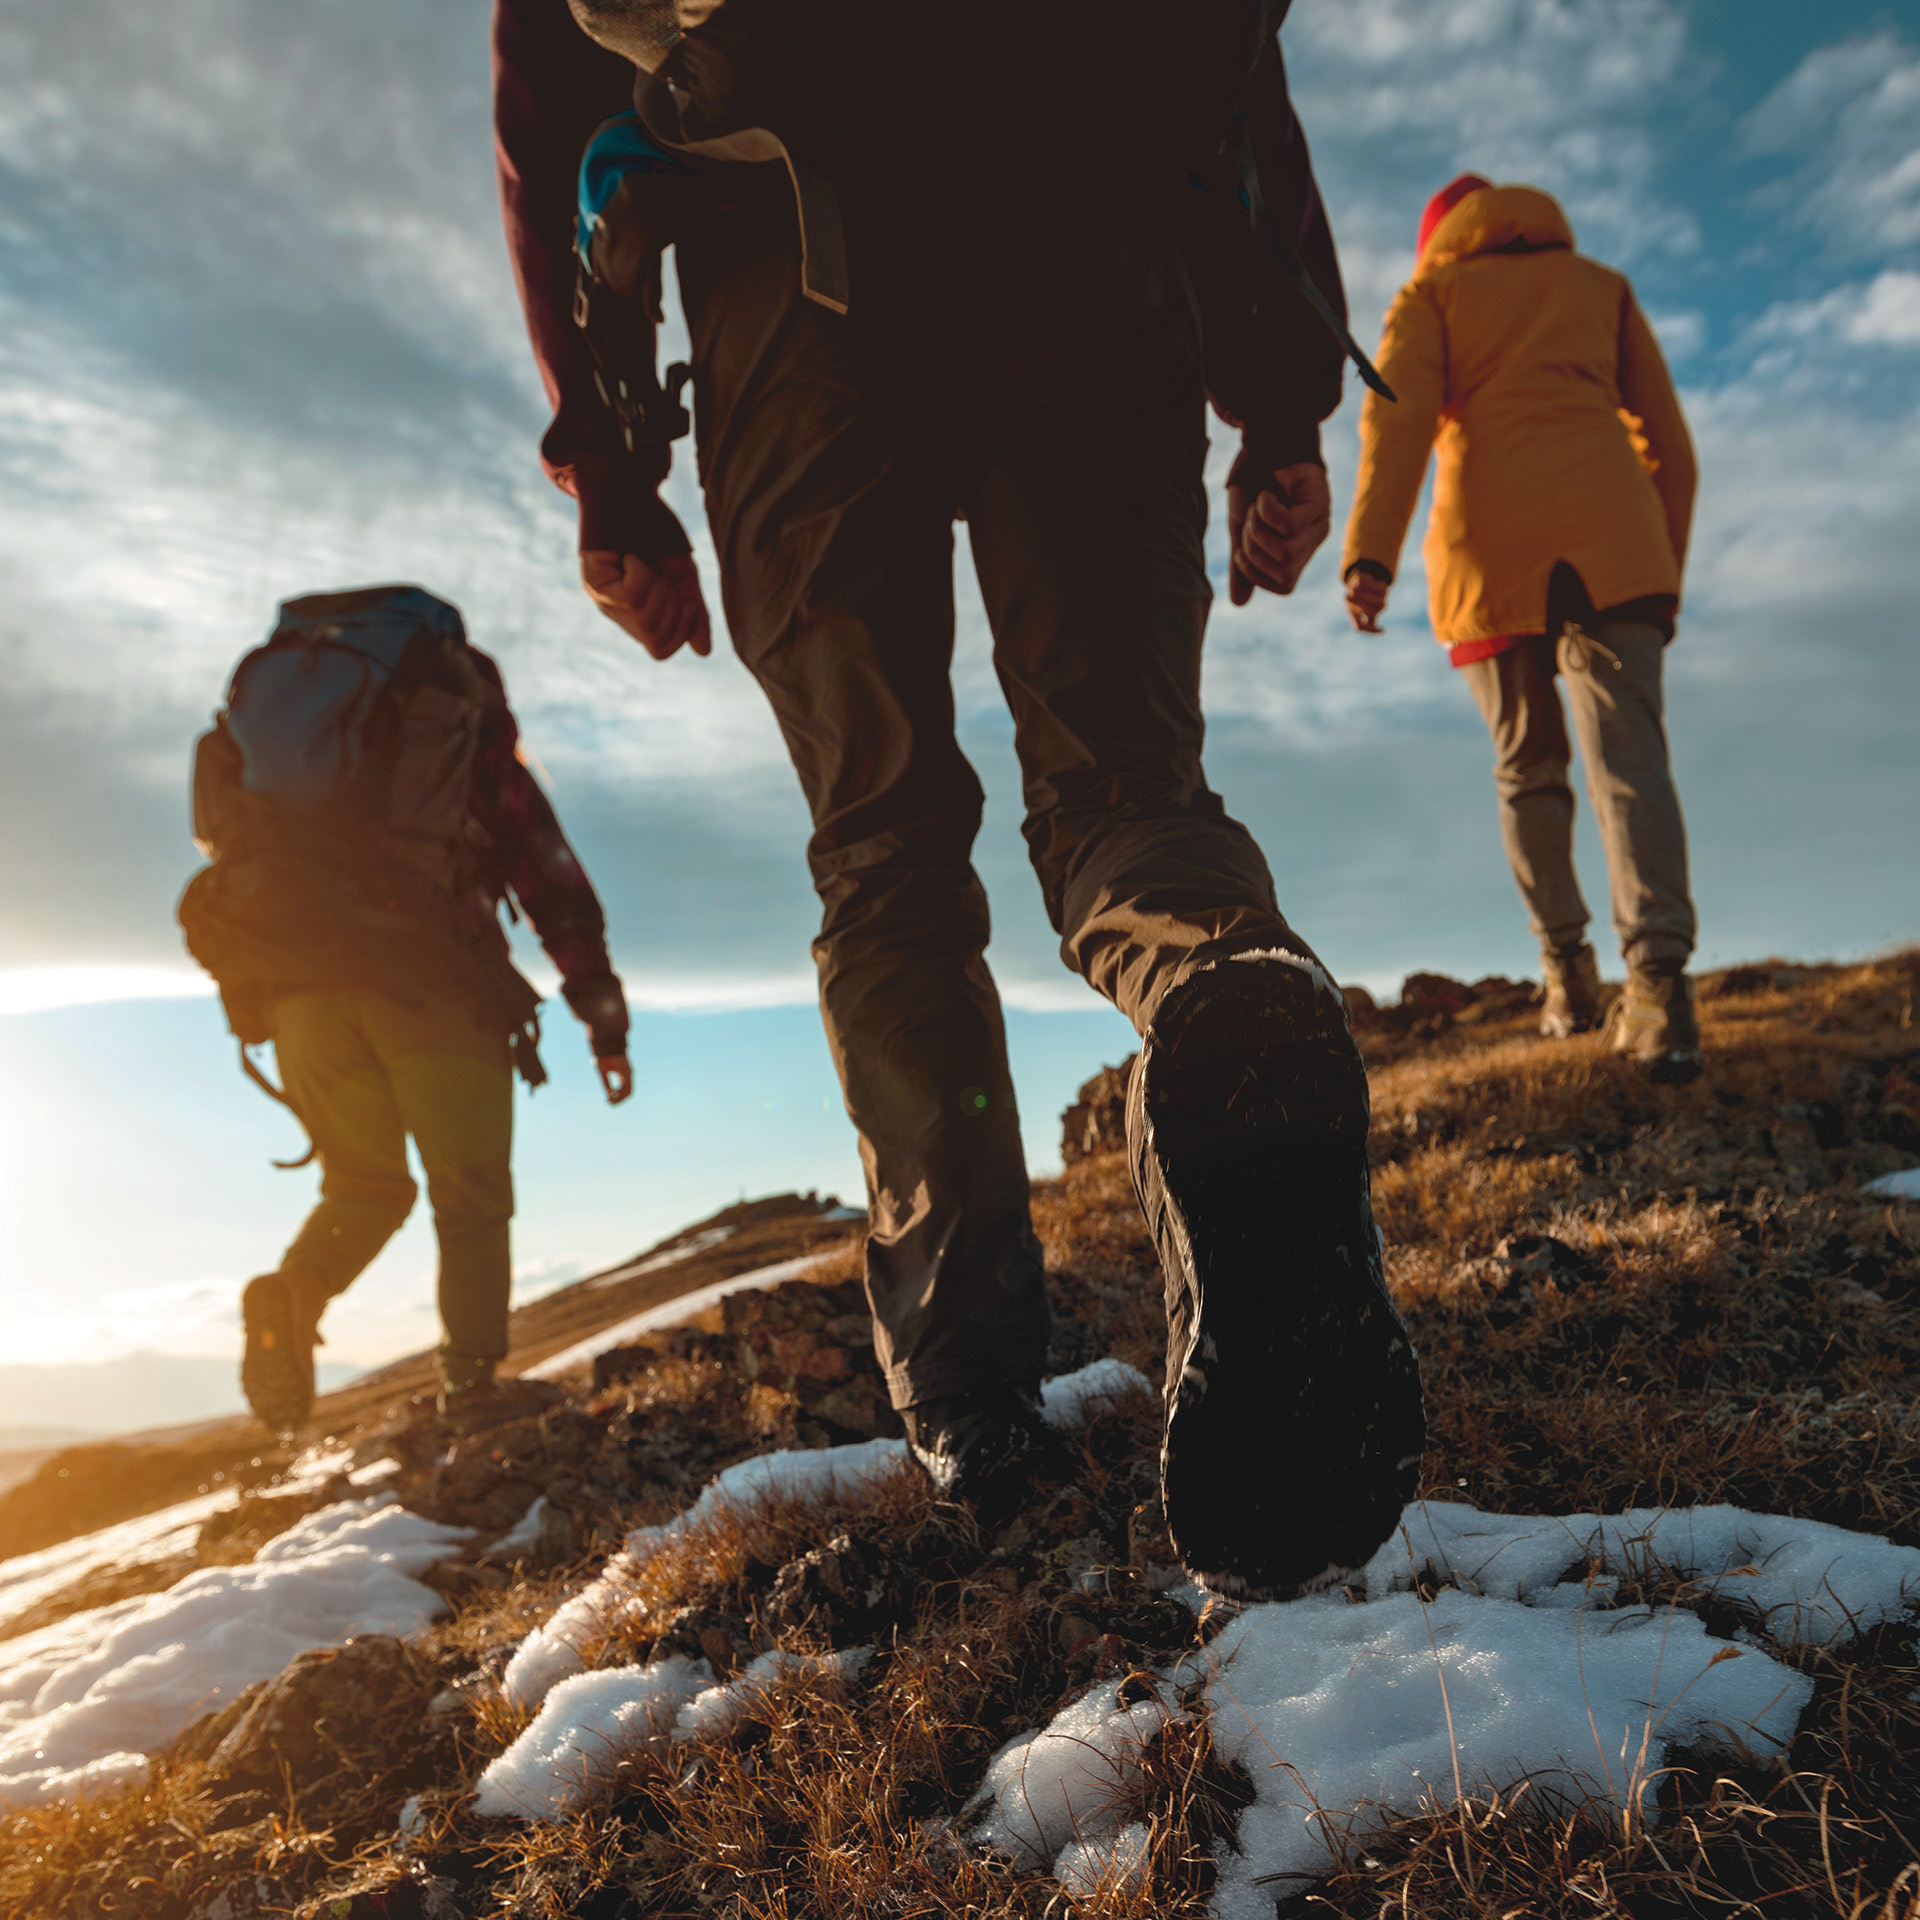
[
  {"xmin": 1227, "ymin": 461, "xmax": 1332, "ymax": 605},
  {"xmin": 1345, "ymin": 567, "xmax": 1389, "ymax": 634},
  {"xmin": 581, "ymin": 550, "xmax": 712, "ymax": 661},
  {"xmin": 597, "ymin": 1054, "xmax": 635, "ymax": 1105}
]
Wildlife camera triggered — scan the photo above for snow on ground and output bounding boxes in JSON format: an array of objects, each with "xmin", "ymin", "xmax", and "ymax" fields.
[
  {"xmin": 1866, "ymin": 1169, "xmax": 1920, "ymax": 1200},
  {"xmin": 0, "ymin": 1496, "xmax": 470, "ymax": 1807},
  {"xmin": 524, "ymin": 1253, "xmax": 834, "ymax": 1379},
  {"xmin": 966, "ymin": 1673, "xmax": 1175, "ymax": 1865},
  {"xmin": 489, "ymin": 1496, "xmax": 547, "ymax": 1556},
  {"xmin": 0, "ymin": 1445, "xmax": 388, "ymax": 1634},
  {"xmin": 500, "ymin": 1437, "xmax": 910, "ymax": 1708},
  {"xmin": 1039, "ymin": 1359, "xmax": 1150, "ymax": 1426},
  {"xmin": 588, "ymin": 1225, "xmax": 738, "ymax": 1289},
  {"xmin": 478, "ymin": 1646, "xmax": 874, "ymax": 1821},
  {"xmin": 474, "ymin": 1655, "xmax": 714, "ymax": 1820},
  {"xmin": 500, "ymin": 1359, "xmax": 1149, "ymax": 1710},
  {"xmin": 981, "ymin": 1497, "xmax": 1920, "ymax": 1916}
]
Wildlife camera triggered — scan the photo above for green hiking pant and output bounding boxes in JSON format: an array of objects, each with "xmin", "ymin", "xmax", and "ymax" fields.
[
  {"xmin": 272, "ymin": 988, "xmax": 515, "ymax": 1367},
  {"xmin": 1461, "ymin": 621, "xmax": 1696, "ymax": 970},
  {"xmin": 679, "ymin": 184, "xmax": 1311, "ymax": 1411}
]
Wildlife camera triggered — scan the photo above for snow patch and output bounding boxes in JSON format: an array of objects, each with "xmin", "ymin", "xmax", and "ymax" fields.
[
  {"xmin": 0, "ymin": 1496, "xmax": 470, "ymax": 1807},
  {"xmin": 673, "ymin": 1646, "xmax": 871, "ymax": 1743},
  {"xmin": 1374, "ymin": 1500, "xmax": 1920, "ymax": 1647},
  {"xmin": 500, "ymin": 1360, "xmax": 1144, "ymax": 1711},
  {"xmin": 1865, "ymin": 1168, "xmax": 1920, "ymax": 1200},
  {"xmin": 1203, "ymin": 1587, "xmax": 1809, "ymax": 1920},
  {"xmin": 473, "ymin": 1656, "xmax": 714, "ymax": 1820},
  {"xmin": 1040, "ymin": 1358, "xmax": 1151, "ymax": 1428},
  {"xmin": 966, "ymin": 1674, "xmax": 1174, "ymax": 1866},
  {"xmin": 524, "ymin": 1253, "xmax": 834, "ymax": 1379},
  {"xmin": 489, "ymin": 1496, "xmax": 547, "ymax": 1556},
  {"xmin": 1056, "ymin": 1821, "xmax": 1152, "ymax": 1900},
  {"xmin": 499, "ymin": 1438, "xmax": 909, "ymax": 1709},
  {"xmin": 589, "ymin": 1225, "xmax": 737, "ymax": 1288}
]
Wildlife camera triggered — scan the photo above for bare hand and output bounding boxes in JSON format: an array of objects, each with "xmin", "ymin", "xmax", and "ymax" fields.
[
  {"xmin": 1227, "ymin": 462, "xmax": 1332, "ymax": 605},
  {"xmin": 597, "ymin": 1054, "xmax": 635, "ymax": 1105},
  {"xmin": 1345, "ymin": 568, "xmax": 1389, "ymax": 634},
  {"xmin": 581, "ymin": 550, "xmax": 712, "ymax": 661}
]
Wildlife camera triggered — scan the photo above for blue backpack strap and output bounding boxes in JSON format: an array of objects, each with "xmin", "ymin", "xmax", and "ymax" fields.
[{"xmin": 576, "ymin": 112, "xmax": 696, "ymax": 270}]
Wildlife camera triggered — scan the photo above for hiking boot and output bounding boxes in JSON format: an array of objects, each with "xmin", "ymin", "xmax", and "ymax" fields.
[
  {"xmin": 241, "ymin": 1271, "xmax": 323, "ymax": 1433},
  {"xmin": 1129, "ymin": 949, "xmax": 1425, "ymax": 1602},
  {"xmin": 902, "ymin": 1388, "xmax": 1056, "ymax": 1520},
  {"xmin": 1538, "ymin": 943, "xmax": 1603, "ymax": 1038},
  {"xmin": 1607, "ymin": 962, "xmax": 1703, "ymax": 1084}
]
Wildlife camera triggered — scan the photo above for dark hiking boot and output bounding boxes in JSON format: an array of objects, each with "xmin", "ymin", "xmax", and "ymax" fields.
[
  {"xmin": 903, "ymin": 1388, "xmax": 1057, "ymax": 1521},
  {"xmin": 1539, "ymin": 943, "xmax": 1603, "ymax": 1038},
  {"xmin": 241, "ymin": 1271, "xmax": 322, "ymax": 1434},
  {"xmin": 1607, "ymin": 963, "xmax": 1703, "ymax": 1084},
  {"xmin": 1129, "ymin": 950, "xmax": 1425, "ymax": 1602}
]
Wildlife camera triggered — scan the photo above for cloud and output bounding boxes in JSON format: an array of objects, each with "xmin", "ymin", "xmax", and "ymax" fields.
[{"xmin": 1742, "ymin": 30, "xmax": 1920, "ymax": 260}]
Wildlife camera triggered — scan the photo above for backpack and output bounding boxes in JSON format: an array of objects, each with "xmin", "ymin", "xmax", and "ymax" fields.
[
  {"xmin": 179, "ymin": 586, "xmax": 545, "ymax": 1113},
  {"xmin": 570, "ymin": 0, "xmax": 1390, "ymax": 402}
]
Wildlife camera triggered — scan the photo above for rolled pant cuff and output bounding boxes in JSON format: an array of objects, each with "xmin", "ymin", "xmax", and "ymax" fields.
[{"xmin": 885, "ymin": 1355, "xmax": 1047, "ymax": 1413}]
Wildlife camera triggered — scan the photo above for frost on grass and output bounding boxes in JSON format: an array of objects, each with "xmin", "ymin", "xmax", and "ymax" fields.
[
  {"xmin": 1056, "ymin": 1821, "xmax": 1152, "ymax": 1901},
  {"xmin": 500, "ymin": 1360, "xmax": 1143, "ymax": 1710},
  {"xmin": 0, "ymin": 1497, "xmax": 470, "ymax": 1807}
]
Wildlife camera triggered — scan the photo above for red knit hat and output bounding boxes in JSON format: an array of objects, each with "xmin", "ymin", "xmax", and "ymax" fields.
[{"xmin": 1418, "ymin": 173, "xmax": 1493, "ymax": 257}]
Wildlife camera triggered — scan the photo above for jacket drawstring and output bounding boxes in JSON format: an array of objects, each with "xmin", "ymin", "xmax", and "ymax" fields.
[{"xmin": 1558, "ymin": 622, "xmax": 1623, "ymax": 676}]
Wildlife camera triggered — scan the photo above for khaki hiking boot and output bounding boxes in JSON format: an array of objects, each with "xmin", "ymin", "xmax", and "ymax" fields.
[
  {"xmin": 241, "ymin": 1271, "xmax": 325, "ymax": 1433},
  {"xmin": 1538, "ymin": 943, "xmax": 1603, "ymax": 1038},
  {"xmin": 1608, "ymin": 964, "xmax": 1704, "ymax": 1084}
]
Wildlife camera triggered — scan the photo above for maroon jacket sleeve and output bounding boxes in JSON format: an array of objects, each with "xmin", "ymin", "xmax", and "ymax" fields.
[
  {"xmin": 469, "ymin": 658, "xmax": 631, "ymax": 1057},
  {"xmin": 1185, "ymin": 41, "xmax": 1349, "ymax": 484},
  {"xmin": 493, "ymin": 0, "xmax": 686, "ymax": 558}
]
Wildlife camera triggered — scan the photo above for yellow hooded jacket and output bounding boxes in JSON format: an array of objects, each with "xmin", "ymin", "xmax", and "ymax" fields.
[{"xmin": 1341, "ymin": 185, "xmax": 1697, "ymax": 648}]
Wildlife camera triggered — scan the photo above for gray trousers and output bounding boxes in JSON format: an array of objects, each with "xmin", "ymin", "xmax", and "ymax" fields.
[{"xmin": 1460, "ymin": 622, "xmax": 1696, "ymax": 969}]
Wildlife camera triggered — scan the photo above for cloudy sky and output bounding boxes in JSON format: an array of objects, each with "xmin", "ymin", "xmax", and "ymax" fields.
[{"xmin": 1, "ymin": 0, "xmax": 1915, "ymax": 1420}]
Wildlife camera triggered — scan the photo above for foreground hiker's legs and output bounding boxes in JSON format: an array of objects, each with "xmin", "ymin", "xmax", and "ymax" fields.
[
  {"xmin": 688, "ymin": 211, "xmax": 1048, "ymax": 1426},
  {"xmin": 1461, "ymin": 635, "xmax": 1591, "ymax": 957},
  {"xmin": 967, "ymin": 216, "xmax": 1423, "ymax": 1592}
]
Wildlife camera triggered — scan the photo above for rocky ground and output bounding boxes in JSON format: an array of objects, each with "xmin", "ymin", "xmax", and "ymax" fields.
[{"xmin": 3, "ymin": 950, "xmax": 1919, "ymax": 1919}]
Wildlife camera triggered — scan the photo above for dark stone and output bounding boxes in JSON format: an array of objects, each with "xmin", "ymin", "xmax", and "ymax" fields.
[
  {"xmin": 203, "ymin": 1634, "xmax": 429, "ymax": 1790},
  {"xmin": 1060, "ymin": 1059, "xmax": 1137, "ymax": 1166}
]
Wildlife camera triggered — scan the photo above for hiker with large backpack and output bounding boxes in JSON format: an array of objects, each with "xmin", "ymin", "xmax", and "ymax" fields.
[
  {"xmin": 492, "ymin": 0, "xmax": 1425, "ymax": 1599},
  {"xmin": 180, "ymin": 585, "xmax": 634, "ymax": 1431}
]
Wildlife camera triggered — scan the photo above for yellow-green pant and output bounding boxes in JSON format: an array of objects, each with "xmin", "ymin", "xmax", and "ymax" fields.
[{"xmin": 272, "ymin": 988, "xmax": 515, "ymax": 1367}]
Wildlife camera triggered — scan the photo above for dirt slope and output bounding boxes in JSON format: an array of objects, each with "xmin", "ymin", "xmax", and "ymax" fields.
[{"xmin": 5, "ymin": 950, "xmax": 1919, "ymax": 1920}]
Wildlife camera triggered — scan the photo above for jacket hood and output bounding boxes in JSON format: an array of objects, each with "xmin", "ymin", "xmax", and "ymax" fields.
[{"xmin": 1416, "ymin": 185, "xmax": 1574, "ymax": 274}]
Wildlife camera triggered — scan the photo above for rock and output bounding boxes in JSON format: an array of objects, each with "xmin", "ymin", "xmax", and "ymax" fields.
[
  {"xmin": 203, "ymin": 1635, "xmax": 429, "ymax": 1791},
  {"xmin": 1455, "ymin": 976, "xmax": 1539, "ymax": 1024},
  {"xmin": 1340, "ymin": 984, "xmax": 1388, "ymax": 1033},
  {"xmin": 1400, "ymin": 972, "xmax": 1477, "ymax": 1020},
  {"xmin": 1060, "ymin": 1059, "xmax": 1136, "ymax": 1166}
]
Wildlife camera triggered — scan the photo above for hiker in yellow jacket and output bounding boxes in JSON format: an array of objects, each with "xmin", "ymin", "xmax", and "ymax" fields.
[{"xmin": 1341, "ymin": 175, "xmax": 1704, "ymax": 1081}]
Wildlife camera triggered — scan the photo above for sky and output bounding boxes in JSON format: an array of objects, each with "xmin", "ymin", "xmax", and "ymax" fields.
[{"xmin": 0, "ymin": 0, "xmax": 1915, "ymax": 1421}]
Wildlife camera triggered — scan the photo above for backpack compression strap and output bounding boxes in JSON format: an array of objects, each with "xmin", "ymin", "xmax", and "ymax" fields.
[{"xmin": 239, "ymin": 1041, "xmax": 318, "ymax": 1170}]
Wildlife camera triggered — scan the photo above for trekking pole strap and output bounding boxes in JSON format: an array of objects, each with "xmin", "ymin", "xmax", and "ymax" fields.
[
  {"xmin": 1224, "ymin": 109, "xmax": 1397, "ymax": 403},
  {"xmin": 239, "ymin": 1040, "xmax": 318, "ymax": 1170}
]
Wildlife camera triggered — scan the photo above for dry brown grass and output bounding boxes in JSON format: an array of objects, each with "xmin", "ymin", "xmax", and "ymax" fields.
[{"xmin": 4, "ymin": 950, "xmax": 1918, "ymax": 1919}]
